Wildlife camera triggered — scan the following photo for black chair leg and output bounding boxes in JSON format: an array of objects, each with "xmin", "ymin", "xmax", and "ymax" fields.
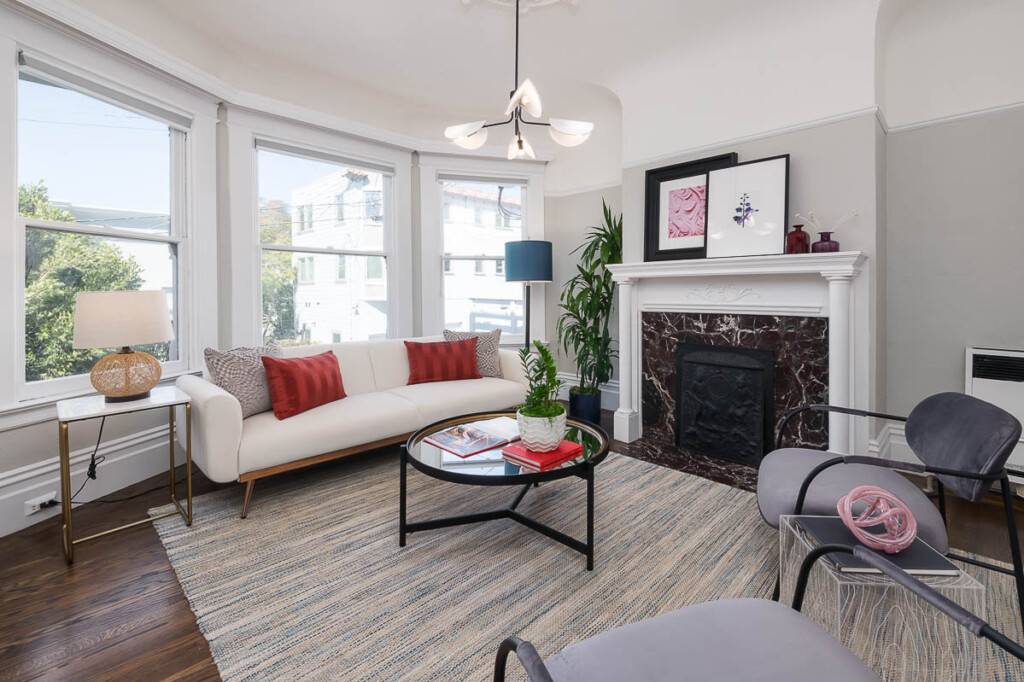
[
  {"xmin": 1000, "ymin": 476, "xmax": 1024, "ymax": 636},
  {"xmin": 771, "ymin": 572, "xmax": 781, "ymax": 601}
]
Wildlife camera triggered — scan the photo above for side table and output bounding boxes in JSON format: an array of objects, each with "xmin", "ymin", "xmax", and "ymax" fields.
[
  {"xmin": 56, "ymin": 385, "xmax": 192, "ymax": 564},
  {"xmin": 779, "ymin": 515, "xmax": 987, "ymax": 681}
]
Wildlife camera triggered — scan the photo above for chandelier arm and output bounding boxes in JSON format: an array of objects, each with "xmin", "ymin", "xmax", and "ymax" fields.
[
  {"xmin": 482, "ymin": 115, "xmax": 515, "ymax": 129},
  {"xmin": 519, "ymin": 118, "xmax": 551, "ymax": 127},
  {"xmin": 514, "ymin": 0, "xmax": 520, "ymax": 91}
]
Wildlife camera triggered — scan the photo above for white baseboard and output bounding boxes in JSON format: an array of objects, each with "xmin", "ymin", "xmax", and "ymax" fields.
[
  {"xmin": 0, "ymin": 425, "xmax": 182, "ymax": 538},
  {"xmin": 556, "ymin": 372, "xmax": 620, "ymax": 411}
]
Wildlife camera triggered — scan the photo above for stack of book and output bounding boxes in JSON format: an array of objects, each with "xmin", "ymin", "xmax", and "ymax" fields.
[{"xmin": 502, "ymin": 440, "xmax": 584, "ymax": 472}]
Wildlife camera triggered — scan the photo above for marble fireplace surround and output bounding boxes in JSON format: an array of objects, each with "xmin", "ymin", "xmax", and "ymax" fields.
[{"xmin": 608, "ymin": 252, "xmax": 869, "ymax": 455}]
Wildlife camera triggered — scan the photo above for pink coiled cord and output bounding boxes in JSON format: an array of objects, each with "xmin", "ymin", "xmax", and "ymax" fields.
[{"xmin": 836, "ymin": 485, "xmax": 918, "ymax": 554}]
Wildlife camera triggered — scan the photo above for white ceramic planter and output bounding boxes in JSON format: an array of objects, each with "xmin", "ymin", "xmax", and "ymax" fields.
[{"xmin": 516, "ymin": 409, "xmax": 567, "ymax": 452}]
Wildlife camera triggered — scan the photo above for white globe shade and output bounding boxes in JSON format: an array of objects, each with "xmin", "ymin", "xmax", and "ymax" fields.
[
  {"xmin": 549, "ymin": 127, "xmax": 590, "ymax": 147},
  {"xmin": 452, "ymin": 129, "xmax": 489, "ymax": 149},
  {"xmin": 504, "ymin": 78, "xmax": 543, "ymax": 118},
  {"xmin": 549, "ymin": 117, "xmax": 594, "ymax": 136},
  {"xmin": 507, "ymin": 134, "xmax": 536, "ymax": 160},
  {"xmin": 444, "ymin": 120, "xmax": 486, "ymax": 140}
]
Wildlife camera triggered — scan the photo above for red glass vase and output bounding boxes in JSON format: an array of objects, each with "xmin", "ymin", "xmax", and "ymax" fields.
[
  {"xmin": 811, "ymin": 231, "xmax": 840, "ymax": 253},
  {"xmin": 785, "ymin": 224, "xmax": 810, "ymax": 254}
]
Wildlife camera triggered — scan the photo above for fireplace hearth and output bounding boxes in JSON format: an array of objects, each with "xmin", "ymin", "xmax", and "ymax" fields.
[{"xmin": 676, "ymin": 343, "xmax": 775, "ymax": 467}]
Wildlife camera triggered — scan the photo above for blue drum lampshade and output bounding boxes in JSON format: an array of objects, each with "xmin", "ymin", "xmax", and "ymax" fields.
[{"xmin": 504, "ymin": 240, "xmax": 553, "ymax": 283}]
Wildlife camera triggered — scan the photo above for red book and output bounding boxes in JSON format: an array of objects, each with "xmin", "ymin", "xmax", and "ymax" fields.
[{"xmin": 501, "ymin": 440, "xmax": 584, "ymax": 471}]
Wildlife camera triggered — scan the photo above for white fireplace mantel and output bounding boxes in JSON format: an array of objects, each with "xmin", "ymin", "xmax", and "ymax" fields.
[{"xmin": 608, "ymin": 251, "xmax": 868, "ymax": 454}]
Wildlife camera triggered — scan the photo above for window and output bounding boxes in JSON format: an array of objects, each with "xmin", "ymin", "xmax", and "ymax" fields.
[
  {"xmin": 258, "ymin": 147, "xmax": 389, "ymax": 344},
  {"xmin": 297, "ymin": 256, "xmax": 315, "ymax": 283},
  {"xmin": 17, "ymin": 70, "xmax": 183, "ymax": 387},
  {"xmin": 441, "ymin": 180, "xmax": 524, "ymax": 336},
  {"xmin": 365, "ymin": 190, "xmax": 383, "ymax": 222}
]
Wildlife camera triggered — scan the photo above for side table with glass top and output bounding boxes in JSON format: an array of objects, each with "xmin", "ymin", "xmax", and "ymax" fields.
[
  {"xmin": 402, "ymin": 411, "xmax": 609, "ymax": 570},
  {"xmin": 55, "ymin": 385, "xmax": 193, "ymax": 564}
]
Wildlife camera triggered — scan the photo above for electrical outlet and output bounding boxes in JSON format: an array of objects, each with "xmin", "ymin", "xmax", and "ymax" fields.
[{"xmin": 24, "ymin": 491, "xmax": 58, "ymax": 516}]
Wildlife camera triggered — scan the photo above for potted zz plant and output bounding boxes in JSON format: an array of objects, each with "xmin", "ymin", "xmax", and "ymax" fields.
[
  {"xmin": 557, "ymin": 200, "xmax": 623, "ymax": 425},
  {"xmin": 516, "ymin": 341, "xmax": 566, "ymax": 452}
]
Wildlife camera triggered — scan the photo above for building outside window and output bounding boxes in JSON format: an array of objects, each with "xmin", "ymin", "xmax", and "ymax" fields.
[
  {"xmin": 17, "ymin": 70, "xmax": 182, "ymax": 388},
  {"xmin": 440, "ymin": 180, "xmax": 524, "ymax": 336},
  {"xmin": 365, "ymin": 190, "xmax": 383, "ymax": 222},
  {"xmin": 258, "ymin": 147, "xmax": 389, "ymax": 344}
]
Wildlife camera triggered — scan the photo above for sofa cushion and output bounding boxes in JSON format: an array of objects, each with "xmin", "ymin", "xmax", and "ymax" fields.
[
  {"xmin": 386, "ymin": 378, "xmax": 525, "ymax": 424},
  {"xmin": 368, "ymin": 339, "xmax": 414, "ymax": 391},
  {"xmin": 405, "ymin": 339, "xmax": 481, "ymax": 384},
  {"xmin": 545, "ymin": 598, "xmax": 879, "ymax": 682},
  {"xmin": 204, "ymin": 343, "xmax": 281, "ymax": 418},
  {"xmin": 262, "ymin": 351, "xmax": 346, "ymax": 420},
  {"xmin": 444, "ymin": 329, "xmax": 503, "ymax": 377},
  {"xmin": 238, "ymin": 392, "xmax": 422, "ymax": 474},
  {"xmin": 279, "ymin": 342, "xmax": 376, "ymax": 396}
]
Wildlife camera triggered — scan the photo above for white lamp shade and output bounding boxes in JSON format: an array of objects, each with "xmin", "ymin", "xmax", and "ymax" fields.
[
  {"xmin": 550, "ymin": 118, "xmax": 594, "ymax": 136},
  {"xmin": 452, "ymin": 128, "xmax": 489, "ymax": 150},
  {"xmin": 444, "ymin": 120, "xmax": 486, "ymax": 140},
  {"xmin": 549, "ymin": 127, "xmax": 590, "ymax": 147},
  {"xmin": 504, "ymin": 78, "xmax": 542, "ymax": 118},
  {"xmin": 73, "ymin": 290, "xmax": 174, "ymax": 349},
  {"xmin": 507, "ymin": 134, "xmax": 536, "ymax": 160}
]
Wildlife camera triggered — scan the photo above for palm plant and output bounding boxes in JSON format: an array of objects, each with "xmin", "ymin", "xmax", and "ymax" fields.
[{"xmin": 556, "ymin": 200, "xmax": 623, "ymax": 397}]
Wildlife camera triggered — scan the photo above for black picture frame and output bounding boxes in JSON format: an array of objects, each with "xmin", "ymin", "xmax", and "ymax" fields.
[
  {"xmin": 705, "ymin": 154, "xmax": 790, "ymax": 259},
  {"xmin": 643, "ymin": 152, "xmax": 737, "ymax": 262}
]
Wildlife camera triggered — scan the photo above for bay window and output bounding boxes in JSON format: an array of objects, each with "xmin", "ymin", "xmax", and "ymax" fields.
[
  {"xmin": 441, "ymin": 180, "xmax": 524, "ymax": 336},
  {"xmin": 16, "ymin": 66, "xmax": 187, "ymax": 399},
  {"xmin": 257, "ymin": 144, "xmax": 391, "ymax": 344}
]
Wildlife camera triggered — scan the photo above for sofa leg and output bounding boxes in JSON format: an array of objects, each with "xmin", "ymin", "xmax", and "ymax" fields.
[{"xmin": 241, "ymin": 480, "xmax": 256, "ymax": 519}]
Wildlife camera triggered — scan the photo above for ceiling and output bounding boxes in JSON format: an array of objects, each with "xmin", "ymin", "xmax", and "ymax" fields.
[{"xmin": 60, "ymin": 1, "xmax": 1019, "ymax": 185}]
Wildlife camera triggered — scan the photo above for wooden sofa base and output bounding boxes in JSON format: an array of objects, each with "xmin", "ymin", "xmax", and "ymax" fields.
[{"xmin": 237, "ymin": 433, "xmax": 412, "ymax": 518}]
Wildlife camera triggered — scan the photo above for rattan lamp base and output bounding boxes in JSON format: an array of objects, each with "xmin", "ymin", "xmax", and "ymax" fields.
[{"xmin": 90, "ymin": 347, "xmax": 162, "ymax": 402}]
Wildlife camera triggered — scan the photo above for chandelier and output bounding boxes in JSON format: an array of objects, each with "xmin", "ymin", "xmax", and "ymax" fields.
[{"xmin": 444, "ymin": 0, "xmax": 593, "ymax": 159}]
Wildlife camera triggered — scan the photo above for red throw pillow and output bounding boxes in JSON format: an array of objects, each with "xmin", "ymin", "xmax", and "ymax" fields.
[
  {"xmin": 405, "ymin": 338, "xmax": 481, "ymax": 385},
  {"xmin": 261, "ymin": 351, "xmax": 346, "ymax": 419}
]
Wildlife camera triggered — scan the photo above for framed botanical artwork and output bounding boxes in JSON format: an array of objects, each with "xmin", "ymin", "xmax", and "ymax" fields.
[
  {"xmin": 706, "ymin": 154, "xmax": 790, "ymax": 258},
  {"xmin": 643, "ymin": 152, "xmax": 737, "ymax": 261}
]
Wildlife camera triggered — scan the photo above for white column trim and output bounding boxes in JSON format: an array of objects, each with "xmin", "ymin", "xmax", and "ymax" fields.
[
  {"xmin": 613, "ymin": 277, "xmax": 640, "ymax": 441},
  {"xmin": 823, "ymin": 272, "xmax": 855, "ymax": 454}
]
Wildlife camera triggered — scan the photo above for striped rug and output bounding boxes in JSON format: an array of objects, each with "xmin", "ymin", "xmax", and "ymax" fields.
[{"xmin": 151, "ymin": 452, "xmax": 1024, "ymax": 681}]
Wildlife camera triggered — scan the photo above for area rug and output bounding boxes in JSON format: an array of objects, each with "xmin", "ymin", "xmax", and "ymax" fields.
[{"xmin": 151, "ymin": 452, "xmax": 1024, "ymax": 681}]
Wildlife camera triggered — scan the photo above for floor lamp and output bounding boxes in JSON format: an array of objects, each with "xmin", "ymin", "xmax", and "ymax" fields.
[{"xmin": 504, "ymin": 240, "xmax": 552, "ymax": 350}]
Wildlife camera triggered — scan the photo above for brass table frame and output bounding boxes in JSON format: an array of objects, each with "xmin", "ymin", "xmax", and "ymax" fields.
[{"xmin": 58, "ymin": 403, "xmax": 192, "ymax": 564}]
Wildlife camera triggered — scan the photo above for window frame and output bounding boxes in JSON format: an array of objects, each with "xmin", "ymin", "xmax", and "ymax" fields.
[
  {"xmin": 12, "ymin": 62, "xmax": 192, "ymax": 403},
  {"xmin": 255, "ymin": 139, "xmax": 397, "ymax": 345}
]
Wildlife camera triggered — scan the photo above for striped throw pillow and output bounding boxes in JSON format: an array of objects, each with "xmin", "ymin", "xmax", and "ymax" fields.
[
  {"xmin": 261, "ymin": 351, "xmax": 346, "ymax": 419},
  {"xmin": 405, "ymin": 339, "xmax": 481, "ymax": 385},
  {"xmin": 443, "ymin": 329, "xmax": 502, "ymax": 378}
]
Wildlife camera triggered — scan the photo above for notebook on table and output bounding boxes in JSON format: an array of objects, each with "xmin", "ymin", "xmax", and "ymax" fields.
[{"xmin": 795, "ymin": 516, "xmax": 960, "ymax": 577}]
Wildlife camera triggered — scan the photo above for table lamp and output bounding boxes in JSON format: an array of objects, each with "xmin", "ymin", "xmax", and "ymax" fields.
[
  {"xmin": 73, "ymin": 290, "xmax": 174, "ymax": 402},
  {"xmin": 504, "ymin": 240, "xmax": 552, "ymax": 350}
]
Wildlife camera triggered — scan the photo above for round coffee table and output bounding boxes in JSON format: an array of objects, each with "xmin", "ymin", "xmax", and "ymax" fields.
[{"xmin": 402, "ymin": 411, "xmax": 610, "ymax": 570}]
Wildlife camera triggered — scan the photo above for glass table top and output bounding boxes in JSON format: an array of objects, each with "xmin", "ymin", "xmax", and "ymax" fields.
[{"xmin": 406, "ymin": 411, "xmax": 609, "ymax": 480}]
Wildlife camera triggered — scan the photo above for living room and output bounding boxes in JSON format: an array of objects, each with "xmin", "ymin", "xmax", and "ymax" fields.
[{"xmin": 2, "ymin": 0, "xmax": 1023, "ymax": 680}]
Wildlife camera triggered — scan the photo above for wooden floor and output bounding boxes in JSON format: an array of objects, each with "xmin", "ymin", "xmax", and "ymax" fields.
[{"xmin": 2, "ymin": 411, "xmax": 1024, "ymax": 680}]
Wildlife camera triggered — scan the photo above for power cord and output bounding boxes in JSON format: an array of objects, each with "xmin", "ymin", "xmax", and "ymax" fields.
[{"xmin": 69, "ymin": 415, "xmax": 185, "ymax": 507}]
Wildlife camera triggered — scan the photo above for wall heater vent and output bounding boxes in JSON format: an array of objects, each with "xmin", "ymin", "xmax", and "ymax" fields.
[{"xmin": 966, "ymin": 347, "xmax": 1024, "ymax": 471}]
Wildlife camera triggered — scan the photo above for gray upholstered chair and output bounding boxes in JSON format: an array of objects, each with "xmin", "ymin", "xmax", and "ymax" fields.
[
  {"xmin": 493, "ymin": 544, "xmax": 1024, "ymax": 681},
  {"xmin": 757, "ymin": 392, "xmax": 1024, "ymax": 629}
]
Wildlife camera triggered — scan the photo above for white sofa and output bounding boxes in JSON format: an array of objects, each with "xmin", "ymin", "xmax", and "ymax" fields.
[{"xmin": 176, "ymin": 336, "xmax": 527, "ymax": 516}]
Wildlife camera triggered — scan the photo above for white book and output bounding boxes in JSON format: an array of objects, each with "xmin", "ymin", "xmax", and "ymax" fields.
[{"xmin": 470, "ymin": 416, "xmax": 520, "ymax": 442}]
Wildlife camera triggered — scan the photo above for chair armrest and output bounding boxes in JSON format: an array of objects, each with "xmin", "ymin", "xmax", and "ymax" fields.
[
  {"xmin": 499, "ymin": 348, "xmax": 528, "ymax": 386},
  {"xmin": 794, "ymin": 544, "xmax": 1024, "ymax": 661},
  {"xmin": 494, "ymin": 636, "xmax": 554, "ymax": 682},
  {"xmin": 776, "ymin": 404, "xmax": 907, "ymax": 449},
  {"xmin": 175, "ymin": 374, "xmax": 243, "ymax": 483}
]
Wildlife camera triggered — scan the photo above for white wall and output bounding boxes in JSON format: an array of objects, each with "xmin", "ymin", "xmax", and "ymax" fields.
[{"xmin": 879, "ymin": 0, "xmax": 1024, "ymax": 129}]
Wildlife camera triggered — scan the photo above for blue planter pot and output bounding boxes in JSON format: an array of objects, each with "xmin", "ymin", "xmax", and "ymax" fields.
[{"xmin": 569, "ymin": 391, "xmax": 602, "ymax": 425}]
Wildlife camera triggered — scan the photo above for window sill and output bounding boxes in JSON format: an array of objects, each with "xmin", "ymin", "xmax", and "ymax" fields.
[{"xmin": 0, "ymin": 369, "xmax": 201, "ymax": 433}]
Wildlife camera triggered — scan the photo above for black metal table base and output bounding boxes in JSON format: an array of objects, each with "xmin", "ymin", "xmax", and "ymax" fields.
[{"xmin": 399, "ymin": 451, "xmax": 596, "ymax": 570}]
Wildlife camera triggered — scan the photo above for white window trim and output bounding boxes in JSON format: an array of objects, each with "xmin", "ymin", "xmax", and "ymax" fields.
[
  {"xmin": 0, "ymin": 22, "xmax": 218, "ymax": 421},
  {"xmin": 417, "ymin": 153, "xmax": 546, "ymax": 346},
  {"xmin": 220, "ymin": 105, "xmax": 413, "ymax": 347}
]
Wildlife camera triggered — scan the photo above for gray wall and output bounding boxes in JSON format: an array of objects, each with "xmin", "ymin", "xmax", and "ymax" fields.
[
  {"xmin": 885, "ymin": 107, "xmax": 1024, "ymax": 414},
  {"xmin": 621, "ymin": 112, "xmax": 887, "ymax": 412},
  {"xmin": 544, "ymin": 186, "xmax": 623, "ymax": 376}
]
